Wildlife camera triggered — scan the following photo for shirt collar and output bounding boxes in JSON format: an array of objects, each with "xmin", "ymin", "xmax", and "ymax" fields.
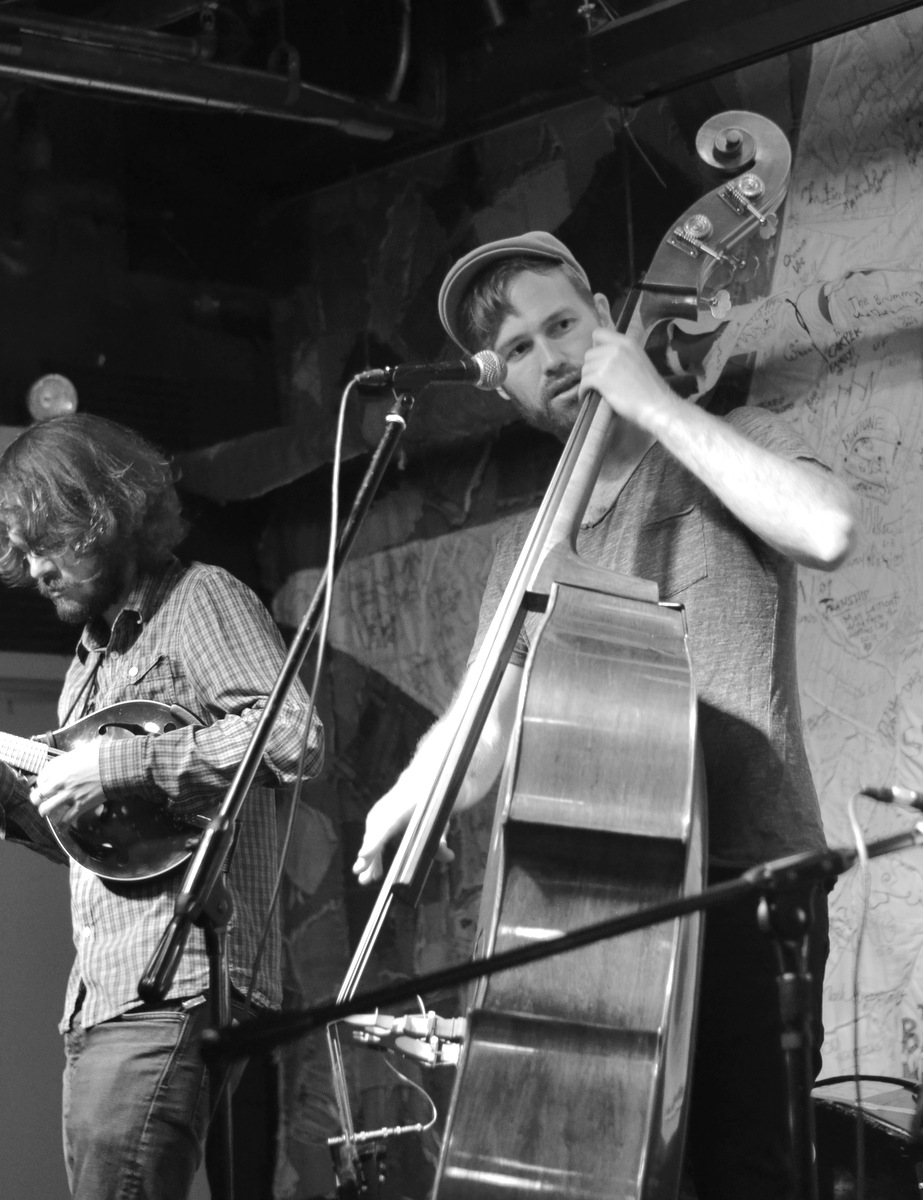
[{"xmin": 76, "ymin": 556, "xmax": 182, "ymax": 662}]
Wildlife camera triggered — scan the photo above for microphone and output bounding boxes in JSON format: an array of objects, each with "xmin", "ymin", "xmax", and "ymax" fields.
[
  {"xmin": 860, "ymin": 784, "xmax": 923, "ymax": 811},
  {"xmin": 354, "ymin": 350, "xmax": 506, "ymax": 392}
]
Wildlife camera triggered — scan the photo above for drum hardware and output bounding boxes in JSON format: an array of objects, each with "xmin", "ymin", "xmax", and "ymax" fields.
[
  {"xmin": 325, "ymin": 1008, "xmax": 455, "ymax": 1198},
  {"xmin": 343, "ymin": 1010, "xmax": 466, "ymax": 1067}
]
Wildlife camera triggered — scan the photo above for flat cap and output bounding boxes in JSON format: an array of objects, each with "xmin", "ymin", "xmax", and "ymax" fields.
[{"xmin": 438, "ymin": 231, "xmax": 591, "ymax": 350}]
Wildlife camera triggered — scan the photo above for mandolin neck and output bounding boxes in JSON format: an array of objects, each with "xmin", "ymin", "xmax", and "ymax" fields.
[{"xmin": 0, "ymin": 731, "xmax": 53, "ymax": 776}]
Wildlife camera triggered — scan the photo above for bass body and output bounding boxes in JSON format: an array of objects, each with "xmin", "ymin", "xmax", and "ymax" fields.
[{"xmin": 435, "ymin": 584, "xmax": 704, "ymax": 1199}]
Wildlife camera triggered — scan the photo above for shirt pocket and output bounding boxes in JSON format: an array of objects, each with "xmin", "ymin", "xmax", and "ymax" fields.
[
  {"xmin": 117, "ymin": 653, "xmax": 178, "ymax": 708},
  {"xmin": 121, "ymin": 655, "xmax": 212, "ymax": 736},
  {"xmin": 636, "ymin": 500, "xmax": 708, "ymax": 599}
]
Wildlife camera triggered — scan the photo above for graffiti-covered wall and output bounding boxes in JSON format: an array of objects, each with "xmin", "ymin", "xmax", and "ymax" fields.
[{"xmin": 726, "ymin": 18, "xmax": 923, "ymax": 1084}]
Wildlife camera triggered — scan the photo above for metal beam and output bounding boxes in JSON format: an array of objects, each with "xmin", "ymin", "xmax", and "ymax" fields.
[
  {"xmin": 0, "ymin": 11, "xmax": 442, "ymax": 140},
  {"xmin": 583, "ymin": 0, "xmax": 923, "ymax": 104}
]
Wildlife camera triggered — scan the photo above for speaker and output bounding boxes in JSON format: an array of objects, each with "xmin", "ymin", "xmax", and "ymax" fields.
[{"xmin": 812, "ymin": 1079, "xmax": 923, "ymax": 1199}]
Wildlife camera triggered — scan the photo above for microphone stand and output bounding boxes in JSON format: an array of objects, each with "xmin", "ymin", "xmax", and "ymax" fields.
[
  {"xmin": 200, "ymin": 825, "xmax": 923, "ymax": 1200},
  {"xmin": 137, "ymin": 387, "xmax": 417, "ymax": 1199},
  {"xmin": 757, "ymin": 885, "xmax": 822, "ymax": 1200}
]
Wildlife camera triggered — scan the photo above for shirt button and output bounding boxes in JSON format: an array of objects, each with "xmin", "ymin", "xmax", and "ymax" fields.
[
  {"xmin": 128, "ymin": 666, "xmax": 138, "ymax": 677},
  {"xmin": 109, "ymin": 650, "xmax": 119, "ymax": 659}
]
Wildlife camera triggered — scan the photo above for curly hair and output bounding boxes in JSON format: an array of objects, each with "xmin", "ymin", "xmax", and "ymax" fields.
[
  {"xmin": 0, "ymin": 413, "xmax": 187, "ymax": 586},
  {"xmin": 458, "ymin": 254, "xmax": 597, "ymax": 352}
]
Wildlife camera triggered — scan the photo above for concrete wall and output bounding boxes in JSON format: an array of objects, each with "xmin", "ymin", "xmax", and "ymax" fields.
[{"xmin": 0, "ymin": 653, "xmax": 72, "ymax": 1200}]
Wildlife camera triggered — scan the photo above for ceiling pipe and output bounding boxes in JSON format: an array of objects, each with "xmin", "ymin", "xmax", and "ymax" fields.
[
  {"xmin": 0, "ymin": 10, "xmax": 443, "ymax": 140},
  {"xmin": 384, "ymin": 0, "xmax": 413, "ymax": 104},
  {"xmin": 0, "ymin": 10, "xmax": 211, "ymax": 61},
  {"xmin": 104, "ymin": 1, "xmax": 211, "ymax": 28}
]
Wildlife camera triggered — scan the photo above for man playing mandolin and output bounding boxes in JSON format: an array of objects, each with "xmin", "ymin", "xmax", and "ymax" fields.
[
  {"xmin": 0, "ymin": 413, "xmax": 323, "ymax": 1200},
  {"xmin": 353, "ymin": 232, "xmax": 858, "ymax": 1199}
]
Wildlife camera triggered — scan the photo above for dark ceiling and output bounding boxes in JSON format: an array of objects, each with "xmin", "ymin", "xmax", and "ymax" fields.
[
  {"xmin": 0, "ymin": 0, "xmax": 910, "ymax": 292},
  {"xmin": 0, "ymin": 0, "xmax": 917, "ymax": 650},
  {"xmin": 4, "ymin": 0, "xmax": 923, "ymax": 198}
]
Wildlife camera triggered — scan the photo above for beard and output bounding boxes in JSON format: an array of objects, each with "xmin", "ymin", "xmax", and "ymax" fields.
[
  {"xmin": 38, "ymin": 554, "xmax": 128, "ymax": 625},
  {"xmin": 513, "ymin": 374, "xmax": 583, "ymax": 442},
  {"xmin": 543, "ymin": 392, "xmax": 584, "ymax": 442}
]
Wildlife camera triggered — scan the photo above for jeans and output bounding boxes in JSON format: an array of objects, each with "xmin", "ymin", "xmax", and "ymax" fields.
[{"xmin": 63, "ymin": 995, "xmax": 247, "ymax": 1200}]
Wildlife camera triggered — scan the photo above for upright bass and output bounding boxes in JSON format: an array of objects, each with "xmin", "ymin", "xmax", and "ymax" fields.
[{"xmin": 331, "ymin": 111, "xmax": 792, "ymax": 1200}]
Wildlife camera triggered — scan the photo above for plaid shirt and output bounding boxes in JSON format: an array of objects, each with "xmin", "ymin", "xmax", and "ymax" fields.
[{"xmin": 0, "ymin": 557, "xmax": 323, "ymax": 1030}]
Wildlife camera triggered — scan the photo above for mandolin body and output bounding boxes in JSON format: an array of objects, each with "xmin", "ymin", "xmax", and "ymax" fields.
[{"xmin": 1, "ymin": 699, "xmax": 205, "ymax": 882}]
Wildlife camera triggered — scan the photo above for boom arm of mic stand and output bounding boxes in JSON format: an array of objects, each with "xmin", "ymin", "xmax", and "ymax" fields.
[
  {"xmin": 204, "ymin": 824, "xmax": 923, "ymax": 1062},
  {"xmin": 139, "ymin": 392, "xmax": 417, "ymax": 1003}
]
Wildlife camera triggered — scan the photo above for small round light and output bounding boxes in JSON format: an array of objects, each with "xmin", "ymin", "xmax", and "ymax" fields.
[{"xmin": 27, "ymin": 374, "xmax": 78, "ymax": 422}]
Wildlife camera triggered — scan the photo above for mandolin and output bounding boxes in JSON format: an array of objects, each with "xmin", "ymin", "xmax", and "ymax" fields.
[{"xmin": 1, "ymin": 699, "xmax": 210, "ymax": 882}]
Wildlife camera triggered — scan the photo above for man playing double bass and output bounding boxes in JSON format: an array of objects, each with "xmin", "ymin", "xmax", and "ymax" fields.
[{"xmin": 353, "ymin": 231, "xmax": 858, "ymax": 1199}]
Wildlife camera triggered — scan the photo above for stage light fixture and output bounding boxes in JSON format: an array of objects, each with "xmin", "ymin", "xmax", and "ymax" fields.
[{"xmin": 26, "ymin": 373, "xmax": 78, "ymax": 422}]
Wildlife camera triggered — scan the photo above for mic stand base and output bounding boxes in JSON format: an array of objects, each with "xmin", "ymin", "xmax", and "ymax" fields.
[
  {"xmin": 329, "ymin": 1138, "xmax": 386, "ymax": 1200},
  {"xmin": 201, "ymin": 876, "xmax": 235, "ymax": 1200},
  {"xmin": 757, "ymin": 885, "xmax": 822, "ymax": 1200}
]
